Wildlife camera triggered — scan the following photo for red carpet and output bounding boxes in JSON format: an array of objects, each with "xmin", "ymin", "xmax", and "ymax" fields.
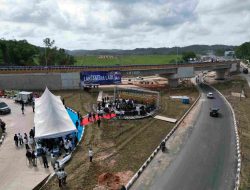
[{"xmin": 81, "ymin": 113, "xmax": 116, "ymax": 126}]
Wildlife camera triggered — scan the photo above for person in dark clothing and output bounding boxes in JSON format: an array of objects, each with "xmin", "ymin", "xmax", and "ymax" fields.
[
  {"xmin": 97, "ymin": 118, "xmax": 101, "ymax": 127},
  {"xmin": 62, "ymin": 98, "xmax": 65, "ymax": 105},
  {"xmin": 42, "ymin": 152, "xmax": 49, "ymax": 168},
  {"xmin": 31, "ymin": 150, "xmax": 37, "ymax": 166},
  {"xmin": 14, "ymin": 134, "xmax": 19, "ymax": 147},
  {"xmin": 29, "ymin": 129, "xmax": 34, "ymax": 139},
  {"xmin": 0, "ymin": 120, "xmax": 6, "ymax": 133},
  {"xmin": 160, "ymin": 141, "xmax": 166, "ymax": 152},
  {"xmin": 21, "ymin": 104, "xmax": 24, "ymax": 114},
  {"xmin": 26, "ymin": 150, "xmax": 32, "ymax": 165},
  {"xmin": 75, "ymin": 120, "xmax": 79, "ymax": 129},
  {"xmin": 77, "ymin": 111, "xmax": 81, "ymax": 120},
  {"xmin": 92, "ymin": 112, "xmax": 96, "ymax": 121},
  {"xmin": 32, "ymin": 101, "xmax": 35, "ymax": 113},
  {"xmin": 88, "ymin": 112, "xmax": 92, "ymax": 121}
]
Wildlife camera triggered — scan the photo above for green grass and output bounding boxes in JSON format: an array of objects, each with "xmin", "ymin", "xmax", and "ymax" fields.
[{"xmin": 75, "ymin": 54, "xmax": 181, "ymax": 66}]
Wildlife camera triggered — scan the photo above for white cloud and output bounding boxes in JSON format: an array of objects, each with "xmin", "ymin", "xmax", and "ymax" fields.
[{"xmin": 0, "ymin": 0, "xmax": 249, "ymax": 50}]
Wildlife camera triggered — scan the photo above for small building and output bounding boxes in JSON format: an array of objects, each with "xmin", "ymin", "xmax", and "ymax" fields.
[{"xmin": 224, "ymin": 51, "xmax": 235, "ymax": 59}]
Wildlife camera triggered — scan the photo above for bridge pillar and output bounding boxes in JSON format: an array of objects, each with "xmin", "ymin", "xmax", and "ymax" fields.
[
  {"xmin": 215, "ymin": 69, "xmax": 227, "ymax": 80},
  {"xmin": 168, "ymin": 78, "xmax": 179, "ymax": 87}
]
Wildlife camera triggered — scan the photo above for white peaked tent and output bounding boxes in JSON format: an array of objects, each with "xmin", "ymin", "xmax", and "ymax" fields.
[{"xmin": 34, "ymin": 88, "xmax": 77, "ymax": 139}]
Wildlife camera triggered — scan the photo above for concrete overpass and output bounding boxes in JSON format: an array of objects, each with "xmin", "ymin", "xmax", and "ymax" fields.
[{"xmin": 0, "ymin": 61, "xmax": 240, "ymax": 90}]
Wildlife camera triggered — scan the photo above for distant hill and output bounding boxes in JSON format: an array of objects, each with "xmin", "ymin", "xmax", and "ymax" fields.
[{"xmin": 67, "ymin": 45, "xmax": 237, "ymax": 56}]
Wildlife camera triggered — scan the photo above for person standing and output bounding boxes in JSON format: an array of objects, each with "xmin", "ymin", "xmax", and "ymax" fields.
[
  {"xmin": 160, "ymin": 141, "xmax": 166, "ymax": 152},
  {"xmin": 97, "ymin": 118, "xmax": 101, "ymax": 127},
  {"xmin": 29, "ymin": 129, "xmax": 34, "ymax": 139},
  {"xmin": 26, "ymin": 150, "xmax": 32, "ymax": 165},
  {"xmin": 0, "ymin": 119, "xmax": 6, "ymax": 133},
  {"xmin": 88, "ymin": 112, "xmax": 92, "ymax": 122},
  {"xmin": 77, "ymin": 111, "xmax": 81, "ymax": 120},
  {"xmin": 41, "ymin": 152, "xmax": 49, "ymax": 168},
  {"xmin": 88, "ymin": 148, "xmax": 93, "ymax": 162},
  {"xmin": 50, "ymin": 154, "xmax": 57, "ymax": 169},
  {"xmin": 21, "ymin": 103, "xmax": 24, "ymax": 114},
  {"xmin": 14, "ymin": 134, "xmax": 19, "ymax": 147},
  {"xmin": 31, "ymin": 150, "xmax": 37, "ymax": 166},
  {"xmin": 24, "ymin": 137, "xmax": 30, "ymax": 150},
  {"xmin": 64, "ymin": 140, "xmax": 68, "ymax": 153},
  {"xmin": 32, "ymin": 101, "xmax": 35, "ymax": 113},
  {"xmin": 56, "ymin": 169, "xmax": 63, "ymax": 187},
  {"xmin": 29, "ymin": 136, "xmax": 34, "ymax": 150},
  {"xmin": 61, "ymin": 168, "xmax": 67, "ymax": 185},
  {"xmin": 18, "ymin": 133, "xmax": 23, "ymax": 145},
  {"xmin": 75, "ymin": 120, "xmax": 79, "ymax": 130}
]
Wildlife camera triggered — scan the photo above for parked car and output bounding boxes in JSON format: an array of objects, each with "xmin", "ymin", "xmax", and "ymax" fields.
[
  {"xmin": 0, "ymin": 102, "xmax": 11, "ymax": 115},
  {"xmin": 210, "ymin": 108, "xmax": 219, "ymax": 117},
  {"xmin": 135, "ymin": 76, "xmax": 144, "ymax": 80},
  {"xmin": 207, "ymin": 92, "xmax": 214, "ymax": 99},
  {"xmin": 14, "ymin": 91, "xmax": 33, "ymax": 104},
  {"xmin": 243, "ymin": 68, "xmax": 248, "ymax": 74}
]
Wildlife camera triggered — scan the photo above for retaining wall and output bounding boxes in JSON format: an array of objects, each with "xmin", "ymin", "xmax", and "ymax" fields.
[{"xmin": 0, "ymin": 73, "xmax": 80, "ymax": 90}]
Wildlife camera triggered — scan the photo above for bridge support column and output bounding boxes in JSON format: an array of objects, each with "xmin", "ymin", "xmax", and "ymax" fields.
[
  {"xmin": 215, "ymin": 69, "xmax": 227, "ymax": 80},
  {"xmin": 168, "ymin": 78, "xmax": 179, "ymax": 87}
]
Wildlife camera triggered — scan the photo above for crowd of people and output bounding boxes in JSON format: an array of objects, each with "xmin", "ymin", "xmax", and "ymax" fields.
[{"xmin": 96, "ymin": 96, "xmax": 156, "ymax": 117}]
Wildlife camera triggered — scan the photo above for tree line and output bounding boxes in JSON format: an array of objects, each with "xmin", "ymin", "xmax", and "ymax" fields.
[
  {"xmin": 235, "ymin": 41, "xmax": 250, "ymax": 61},
  {"xmin": 0, "ymin": 38, "xmax": 75, "ymax": 66}
]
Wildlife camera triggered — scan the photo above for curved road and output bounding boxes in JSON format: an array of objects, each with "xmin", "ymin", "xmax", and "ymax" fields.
[{"xmin": 132, "ymin": 84, "xmax": 236, "ymax": 190}]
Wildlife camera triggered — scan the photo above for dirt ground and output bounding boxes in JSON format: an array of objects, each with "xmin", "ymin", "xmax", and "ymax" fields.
[
  {"xmin": 211, "ymin": 76, "xmax": 250, "ymax": 190},
  {"xmin": 42, "ymin": 86, "xmax": 198, "ymax": 190}
]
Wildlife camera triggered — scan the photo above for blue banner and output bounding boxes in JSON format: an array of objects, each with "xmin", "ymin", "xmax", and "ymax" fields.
[{"xmin": 80, "ymin": 71, "xmax": 121, "ymax": 85}]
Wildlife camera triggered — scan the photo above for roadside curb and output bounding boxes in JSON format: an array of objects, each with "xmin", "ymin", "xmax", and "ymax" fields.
[
  {"xmin": 125, "ymin": 89, "xmax": 201, "ymax": 189},
  {"xmin": 208, "ymin": 85, "xmax": 241, "ymax": 190}
]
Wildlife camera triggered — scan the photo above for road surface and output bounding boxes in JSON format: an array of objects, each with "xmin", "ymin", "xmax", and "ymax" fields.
[
  {"xmin": 0, "ymin": 98, "xmax": 52, "ymax": 190},
  {"xmin": 132, "ymin": 84, "xmax": 236, "ymax": 190}
]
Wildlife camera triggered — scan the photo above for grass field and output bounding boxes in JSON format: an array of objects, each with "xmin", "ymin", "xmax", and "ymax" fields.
[
  {"xmin": 75, "ymin": 54, "xmax": 181, "ymax": 66},
  {"xmin": 212, "ymin": 76, "xmax": 250, "ymax": 190},
  {"xmin": 42, "ymin": 86, "xmax": 198, "ymax": 190}
]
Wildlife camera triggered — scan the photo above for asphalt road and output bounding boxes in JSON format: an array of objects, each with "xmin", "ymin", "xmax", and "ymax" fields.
[
  {"xmin": 133, "ymin": 84, "xmax": 236, "ymax": 190},
  {"xmin": 0, "ymin": 98, "xmax": 52, "ymax": 190}
]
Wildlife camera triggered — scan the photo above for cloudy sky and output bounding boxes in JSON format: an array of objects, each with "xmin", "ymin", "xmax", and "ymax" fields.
[{"xmin": 0, "ymin": 0, "xmax": 249, "ymax": 50}]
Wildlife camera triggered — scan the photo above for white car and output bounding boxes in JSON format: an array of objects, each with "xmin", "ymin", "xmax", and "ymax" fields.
[{"xmin": 207, "ymin": 92, "xmax": 214, "ymax": 99}]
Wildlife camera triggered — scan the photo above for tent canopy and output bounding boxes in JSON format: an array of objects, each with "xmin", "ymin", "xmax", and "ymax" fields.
[{"xmin": 34, "ymin": 88, "xmax": 77, "ymax": 139}]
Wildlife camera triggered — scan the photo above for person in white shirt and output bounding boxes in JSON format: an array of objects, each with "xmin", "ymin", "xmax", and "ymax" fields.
[
  {"xmin": 64, "ymin": 141, "xmax": 69, "ymax": 153},
  {"xmin": 88, "ymin": 148, "xmax": 93, "ymax": 162}
]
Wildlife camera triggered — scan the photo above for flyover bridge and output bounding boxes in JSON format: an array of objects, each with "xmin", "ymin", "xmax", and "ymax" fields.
[
  {"xmin": 0, "ymin": 61, "xmax": 239, "ymax": 90},
  {"xmin": 0, "ymin": 61, "xmax": 238, "ymax": 74}
]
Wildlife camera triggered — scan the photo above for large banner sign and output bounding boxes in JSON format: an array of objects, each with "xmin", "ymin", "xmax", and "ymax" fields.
[{"xmin": 80, "ymin": 71, "xmax": 121, "ymax": 85}]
